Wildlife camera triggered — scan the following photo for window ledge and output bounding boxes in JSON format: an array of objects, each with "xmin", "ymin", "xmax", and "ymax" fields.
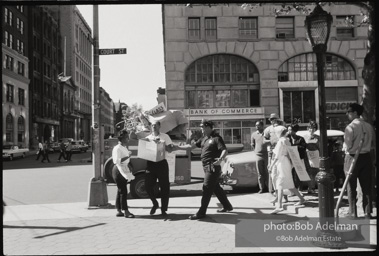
[
  {"xmin": 237, "ymin": 38, "xmax": 260, "ymax": 42},
  {"xmin": 275, "ymin": 38, "xmax": 298, "ymax": 41}
]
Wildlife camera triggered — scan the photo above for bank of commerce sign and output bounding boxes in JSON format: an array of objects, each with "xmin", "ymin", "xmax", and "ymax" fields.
[{"xmin": 185, "ymin": 107, "xmax": 264, "ymax": 116}]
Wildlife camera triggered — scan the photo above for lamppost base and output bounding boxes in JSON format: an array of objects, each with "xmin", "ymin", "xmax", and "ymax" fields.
[
  {"xmin": 88, "ymin": 178, "xmax": 108, "ymax": 207},
  {"xmin": 311, "ymin": 231, "xmax": 347, "ymax": 249}
]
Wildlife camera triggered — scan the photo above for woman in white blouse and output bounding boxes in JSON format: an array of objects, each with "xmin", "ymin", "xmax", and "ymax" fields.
[{"xmin": 112, "ymin": 130, "xmax": 135, "ymax": 218}]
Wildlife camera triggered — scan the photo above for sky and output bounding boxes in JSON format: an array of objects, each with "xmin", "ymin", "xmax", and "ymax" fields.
[{"xmin": 77, "ymin": 4, "xmax": 165, "ymax": 111}]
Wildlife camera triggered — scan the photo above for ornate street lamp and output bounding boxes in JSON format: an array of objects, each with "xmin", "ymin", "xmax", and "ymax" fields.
[{"xmin": 305, "ymin": 3, "xmax": 345, "ymax": 249}]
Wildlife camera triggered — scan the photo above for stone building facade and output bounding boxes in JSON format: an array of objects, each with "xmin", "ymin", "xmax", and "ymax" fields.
[
  {"xmin": 162, "ymin": 3, "xmax": 368, "ymax": 149},
  {"xmin": 2, "ymin": 5, "xmax": 30, "ymax": 148}
]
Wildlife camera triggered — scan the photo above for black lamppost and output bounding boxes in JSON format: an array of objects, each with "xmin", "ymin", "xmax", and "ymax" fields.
[{"xmin": 305, "ymin": 3, "xmax": 345, "ymax": 249}]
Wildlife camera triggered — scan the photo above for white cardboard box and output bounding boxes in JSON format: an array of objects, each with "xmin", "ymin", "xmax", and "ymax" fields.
[{"xmin": 137, "ymin": 139, "xmax": 166, "ymax": 162}]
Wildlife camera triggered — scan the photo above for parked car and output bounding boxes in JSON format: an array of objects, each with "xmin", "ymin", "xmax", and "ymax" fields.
[
  {"xmin": 70, "ymin": 141, "xmax": 82, "ymax": 153},
  {"xmin": 221, "ymin": 130, "xmax": 345, "ymax": 191},
  {"xmin": 78, "ymin": 140, "xmax": 89, "ymax": 152},
  {"xmin": 51, "ymin": 142, "xmax": 60, "ymax": 152},
  {"xmin": 2, "ymin": 145, "xmax": 29, "ymax": 161}
]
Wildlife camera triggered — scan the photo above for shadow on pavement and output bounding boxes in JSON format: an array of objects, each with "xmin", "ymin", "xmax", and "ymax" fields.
[{"xmin": 3, "ymin": 222, "xmax": 106, "ymax": 239}]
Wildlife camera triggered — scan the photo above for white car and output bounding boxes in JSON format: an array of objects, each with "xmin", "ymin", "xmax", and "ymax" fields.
[{"xmin": 3, "ymin": 145, "xmax": 29, "ymax": 161}]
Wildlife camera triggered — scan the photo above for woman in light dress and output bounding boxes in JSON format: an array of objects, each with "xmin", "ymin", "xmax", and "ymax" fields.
[{"xmin": 268, "ymin": 126, "xmax": 306, "ymax": 214}]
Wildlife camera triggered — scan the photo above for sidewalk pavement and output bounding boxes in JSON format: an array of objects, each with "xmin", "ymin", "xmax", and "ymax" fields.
[{"xmin": 4, "ymin": 191, "xmax": 376, "ymax": 255}]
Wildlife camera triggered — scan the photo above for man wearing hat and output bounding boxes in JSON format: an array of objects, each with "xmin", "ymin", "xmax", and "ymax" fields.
[
  {"xmin": 178, "ymin": 119, "xmax": 233, "ymax": 220},
  {"xmin": 343, "ymin": 103, "xmax": 375, "ymax": 219}
]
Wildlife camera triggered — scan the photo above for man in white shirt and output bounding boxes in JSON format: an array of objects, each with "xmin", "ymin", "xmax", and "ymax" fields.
[{"xmin": 144, "ymin": 120, "xmax": 175, "ymax": 216}]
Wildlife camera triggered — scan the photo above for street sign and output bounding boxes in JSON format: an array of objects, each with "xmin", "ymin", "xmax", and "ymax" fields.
[{"xmin": 99, "ymin": 48, "xmax": 127, "ymax": 55}]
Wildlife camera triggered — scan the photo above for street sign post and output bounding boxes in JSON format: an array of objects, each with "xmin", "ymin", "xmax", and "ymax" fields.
[{"xmin": 99, "ymin": 48, "xmax": 127, "ymax": 55}]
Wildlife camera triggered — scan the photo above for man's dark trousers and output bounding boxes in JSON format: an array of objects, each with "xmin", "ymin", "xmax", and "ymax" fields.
[
  {"xmin": 145, "ymin": 160, "xmax": 170, "ymax": 212},
  {"xmin": 111, "ymin": 165, "xmax": 128, "ymax": 211},
  {"xmin": 344, "ymin": 153, "xmax": 373, "ymax": 217},
  {"xmin": 197, "ymin": 164, "xmax": 232, "ymax": 216}
]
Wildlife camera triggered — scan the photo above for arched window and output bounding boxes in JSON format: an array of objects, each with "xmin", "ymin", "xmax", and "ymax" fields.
[
  {"xmin": 278, "ymin": 53, "xmax": 356, "ymax": 81},
  {"xmin": 6, "ymin": 114, "xmax": 13, "ymax": 142},
  {"xmin": 185, "ymin": 54, "xmax": 260, "ymax": 108},
  {"xmin": 18, "ymin": 116, "xmax": 24, "ymax": 143}
]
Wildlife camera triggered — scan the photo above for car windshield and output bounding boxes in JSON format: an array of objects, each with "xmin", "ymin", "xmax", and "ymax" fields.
[{"xmin": 3, "ymin": 145, "xmax": 12, "ymax": 149}]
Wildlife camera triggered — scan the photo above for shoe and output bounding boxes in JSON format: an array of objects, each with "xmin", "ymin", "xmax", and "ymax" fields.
[
  {"xmin": 294, "ymin": 199, "xmax": 306, "ymax": 206},
  {"xmin": 270, "ymin": 208, "xmax": 284, "ymax": 214},
  {"xmin": 217, "ymin": 207, "xmax": 233, "ymax": 213},
  {"xmin": 116, "ymin": 211, "xmax": 124, "ymax": 217},
  {"xmin": 161, "ymin": 211, "xmax": 168, "ymax": 216},
  {"xmin": 189, "ymin": 214, "xmax": 206, "ymax": 220},
  {"xmin": 150, "ymin": 205, "xmax": 159, "ymax": 215},
  {"xmin": 283, "ymin": 195, "xmax": 288, "ymax": 203},
  {"xmin": 124, "ymin": 211, "xmax": 135, "ymax": 218},
  {"xmin": 270, "ymin": 198, "xmax": 278, "ymax": 206}
]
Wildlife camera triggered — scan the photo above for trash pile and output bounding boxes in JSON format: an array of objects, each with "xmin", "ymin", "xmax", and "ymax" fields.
[{"xmin": 117, "ymin": 102, "xmax": 188, "ymax": 140}]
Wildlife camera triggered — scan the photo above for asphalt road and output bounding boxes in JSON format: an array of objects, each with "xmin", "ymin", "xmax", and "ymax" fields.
[{"xmin": 3, "ymin": 151, "xmax": 238, "ymax": 206}]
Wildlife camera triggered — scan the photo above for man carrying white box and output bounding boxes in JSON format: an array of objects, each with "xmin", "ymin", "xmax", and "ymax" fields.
[{"xmin": 140, "ymin": 120, "xmax": 176, "ymax": 216}]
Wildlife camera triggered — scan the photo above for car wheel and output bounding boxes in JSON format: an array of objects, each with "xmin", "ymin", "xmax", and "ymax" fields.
[
  {"xmin": 9, "ymin": 154, "xmax": 13, "ymax": 161},
  {"xmin": 130, "ymin": 173, "xmax": 159, "ymax": 199}
]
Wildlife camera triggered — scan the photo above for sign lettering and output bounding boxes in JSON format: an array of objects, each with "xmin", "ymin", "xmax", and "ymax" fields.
[
  {"xmin": 99, "ymin": 48, "xmax": 127, "ymax": 55},
  {"xmin": 186, "ymin": 107, "xmax": 263, "ymax": 116},
  {"xmin": 326, "ymin": 101, "xmax": 356, "ymax": 113}
]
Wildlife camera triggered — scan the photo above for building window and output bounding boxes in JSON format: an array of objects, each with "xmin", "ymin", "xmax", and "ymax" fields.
[
  {"xmin": 6, "ymin": 114, "xmax": 14, "ymax": 142},
  {"xmin": 325, "ymin": 87, "xmax": 357, "ymax": 102},
  {"xmin": 188, "ymin": 18, "xmax": 200, "ymax": 40},
  {"xmin": 278, "ymin": 53, "xmax": 356, "ymax": 81},
  {"xmin": 20, "ymin": 42, "xmax": 24, "ymax": 54},
  {"xmin": 336, "ymin": 16, "xmax": 354, "ymax": 38},
  {"xmin": 4, "ymin": 8, "xmax": 8, "ymax": 23},
  {"xmin": 20, "ymin": 20, "xmax": 24, "ymax": 34},
  {"xmin": 5, "ymin": 55, "xmax": 14, "ymax": 71},
  {"xmin": 18, "ymin": 116, "xmax": 25, "ymax": 143},
  {"xmin": 18, "ymin": 88, "xmax": 25, "ymax": 105},
  {"xmin": 205, "ymin": 18, "xmax": 217, "ymax": 40},
  {"xmin": 17, "ymin": 61, "xmax": 25, "ymax": 76},
  {"xmin": 283, "ymin": 90, "xmax": 315, "ymax": 124},
  {"xmin": 239, "ymin": 17, "xmax": 258, "ymax": 39},
  {"xmin": 6, "ymin": 84, "xmax": 14, "ymax": 102},
  {"xmin": 276, "ymin": 17, "xmax": 294, "ymax": 39},
  {"xmin": 9, "ymin": 34, "xmax": 13, "ymax": 49},
  {"xmin": 4, "ymin": 31, "xmax": 9, "ymax": 46},
  {"xmin": 186, "ymin": 54, "xmax": 259, "ymax": 84}
]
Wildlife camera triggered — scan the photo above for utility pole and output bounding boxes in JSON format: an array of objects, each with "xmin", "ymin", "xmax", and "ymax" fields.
[{"xmin": 88, "ymin": 5, "xmax": 108, "ymax": 207}]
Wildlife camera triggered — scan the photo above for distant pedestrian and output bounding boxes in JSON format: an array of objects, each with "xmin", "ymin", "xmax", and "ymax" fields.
[
  {"xmin": 251, "ymin": 121, "xmax": 269, "ymax": 193},
  {"xmin": 268, "ymin": 126, "xmax": 305, "ymax": 214},
  {"xmin": 57, "ymin": 140, "xmax": 66, "ymax": 162},
  {"xmin": 185, "ymin": 119, "xmax": 233, "ymax": 220},
  {"xmin": 112, "ymin": 130, "xmax": 135, "ymax": 218},
  {"xmin": 343, "ymin": 103, "xmax": 375, "ymax": 219},
  {"xmin": 41, "ymin": 141, "xmax": 51, "ymax": 163},
  {"xmin": 65, "ymin": 141, "xmax": 72, "ymax": 162},
  {"xmin": 35, "ymin": 140, "xmax": 43, "ymax": 160}
]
